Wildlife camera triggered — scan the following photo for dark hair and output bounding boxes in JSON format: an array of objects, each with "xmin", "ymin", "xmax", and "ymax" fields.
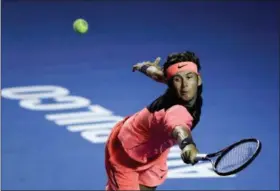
[{"xmin": 147, "ymin": 51, "xmax": 203, "ymax": 129}]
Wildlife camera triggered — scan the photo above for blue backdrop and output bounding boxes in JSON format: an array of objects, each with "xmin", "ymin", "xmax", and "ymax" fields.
[{"xmin": 2, "ymin": 1, "xmax": 279, "ymax": 190}]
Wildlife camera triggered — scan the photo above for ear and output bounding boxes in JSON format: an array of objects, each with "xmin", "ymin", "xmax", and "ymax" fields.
[{"xmin": 197, "ymin": 75, "xmax": 202, "ymax": 86}]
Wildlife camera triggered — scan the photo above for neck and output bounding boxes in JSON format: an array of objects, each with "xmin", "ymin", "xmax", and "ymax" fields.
[{"xmin": 186, "ymin": 95, "xmax": 197, "ymax": 108}]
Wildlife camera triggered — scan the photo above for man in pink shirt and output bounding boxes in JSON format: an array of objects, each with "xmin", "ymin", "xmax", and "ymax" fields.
[{"xmin": 105, "ymin": 51, "xmax": 203, "ymax": 191}]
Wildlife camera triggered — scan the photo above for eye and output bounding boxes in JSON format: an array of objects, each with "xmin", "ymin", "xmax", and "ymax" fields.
[
  {"xmin": 173, "ymin": 76, "xmax": 181, "ymax": 83},
  {"xmin": 186, "ymin": 74, "xmax": 193, "ymax": 79}
]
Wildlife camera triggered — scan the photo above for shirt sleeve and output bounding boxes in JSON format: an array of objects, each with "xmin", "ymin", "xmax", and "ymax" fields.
[{"xmin": 163, "ymin": 105, "xmax": 193, "ymax": 137}]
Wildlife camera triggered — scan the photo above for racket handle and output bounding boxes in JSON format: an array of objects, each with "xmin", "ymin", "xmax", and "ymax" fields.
[{"xmin": 195, "ymin": 153, "xmax": 208, "ymax": 161}]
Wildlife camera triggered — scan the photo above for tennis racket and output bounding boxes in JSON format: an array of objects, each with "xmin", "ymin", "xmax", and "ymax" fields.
[{"xmin": 195, "ymin": 138, "xmax": 262, "ymax": 176}]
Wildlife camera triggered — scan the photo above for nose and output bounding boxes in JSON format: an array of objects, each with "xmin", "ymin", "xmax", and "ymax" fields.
[{"xmin": 181, "ymin": 78, "xmax": 188, "ymax": 89}]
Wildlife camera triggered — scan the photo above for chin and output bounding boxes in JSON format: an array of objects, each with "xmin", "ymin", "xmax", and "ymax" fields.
[
  {"xmin": 182, "ymin": 96, "xmax": 191, "ymax": 102},
  {"xmin": 182, "ymin": 94, "xmax": 196, "ymax": 102}
]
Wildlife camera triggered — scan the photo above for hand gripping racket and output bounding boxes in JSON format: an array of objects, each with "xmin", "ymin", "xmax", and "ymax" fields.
[{"xmin": 195, "ymin": 138, "xmax": 262, "ymax": 176}]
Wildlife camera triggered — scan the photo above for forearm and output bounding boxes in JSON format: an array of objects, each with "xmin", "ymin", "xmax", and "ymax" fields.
[{"xmin": 172, "ymin": 126, "xmax": 195, "ymax": 149}]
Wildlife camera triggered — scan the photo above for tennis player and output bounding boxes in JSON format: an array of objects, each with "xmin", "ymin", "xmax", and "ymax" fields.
[{"xmin": 105, "ymin": 51, "xmax": 203, "ymax": 191}]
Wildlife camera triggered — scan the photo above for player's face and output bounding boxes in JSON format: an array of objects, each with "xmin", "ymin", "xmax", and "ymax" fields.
[{"xmin": 172, "ymin": 71, "xmax": 201, "ymax": 102}]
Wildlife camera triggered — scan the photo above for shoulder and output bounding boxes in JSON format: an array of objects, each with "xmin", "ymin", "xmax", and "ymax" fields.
[
  {"xmin": 165, "ymin": 105, "xmax": 193, "ymax": 121},
  {"xmin": 166, "ymin": 105, "xmax": 189, "ymax": 113}
]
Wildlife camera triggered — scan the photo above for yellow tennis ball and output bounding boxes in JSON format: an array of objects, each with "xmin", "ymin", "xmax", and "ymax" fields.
[{"xmin": 73, "ymin": 19, "xmax": 88, "ymax": 34}]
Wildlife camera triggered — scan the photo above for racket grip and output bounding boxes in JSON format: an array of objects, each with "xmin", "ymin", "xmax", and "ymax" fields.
[{"xmin": 195, "ymin": 153, "xmax": 207, "ymax": 161}]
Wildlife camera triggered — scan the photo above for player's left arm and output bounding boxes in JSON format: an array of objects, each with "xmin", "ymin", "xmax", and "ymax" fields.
[{"xmin": 132, "ymin": 57, "xmax": 166, "ymax": 84}]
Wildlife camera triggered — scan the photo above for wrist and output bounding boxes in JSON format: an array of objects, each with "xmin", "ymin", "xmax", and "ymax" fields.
[
  {"xmin": 180, "ymin": 136, "xmax": 196, "ymax": 150},
  {"xmin": 139, "ymin": 65, "xmax": 150, "ymax": 74}
]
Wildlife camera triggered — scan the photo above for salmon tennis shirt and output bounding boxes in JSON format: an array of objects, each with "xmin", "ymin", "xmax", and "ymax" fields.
[{"xmin": 118, "ymin": 105, "xmax": 194, "ymax": 164}]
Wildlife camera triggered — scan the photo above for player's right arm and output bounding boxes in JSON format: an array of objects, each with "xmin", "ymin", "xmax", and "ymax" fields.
[
  {"xmin": 132, "ymin": 57, "xmax": 166, "ymax": 84},
  {"xmin": 172, "ymin": 126, "xmax": 198, "ymax": 165},
  {"xmin": 164, "ymin": 105, "xmax": 199, "ymax": 165}
]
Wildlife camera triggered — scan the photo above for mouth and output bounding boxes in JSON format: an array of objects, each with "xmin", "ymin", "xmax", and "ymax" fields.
[{"xmin": 181, "ymin": 91, "xmax": 188, "ymax": 96}]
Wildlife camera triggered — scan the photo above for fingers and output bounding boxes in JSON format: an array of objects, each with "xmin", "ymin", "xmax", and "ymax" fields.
[
  {"xmin": 132, "ymin": 57, "xmax": 160, "ymax": 72},
  {"xmin": 181, "ymin": 152, "xmax": 190, "ymax": 164},
  {"xmin": 190, "ymin": 154, "xmax": 198, "ymax": 165},
  {"xmin": 154, "ymin": 57, "xmax": 161, "ymax": 65},
  {"xmin": 132, "ymin": 65, "xmax": 138, "ymax": 72},
  {"xmin": 182, "ymin": 153, "xmax": 197, "ymax": 165},
  {"xmin": 181, "ymin": 145, "xmax": 199, "ymax": 165},
  {"xmin": 132, "ymin": 62, "xmax": 144, "ymax": 72},
  {"xmin": 181, "ymin": 151, "xmax": 195, "ymax": 164}
]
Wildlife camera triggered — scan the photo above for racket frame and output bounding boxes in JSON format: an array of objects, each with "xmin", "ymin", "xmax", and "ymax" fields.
[{"xmin": 196, "ymin": 138, "xmax": 262, "ymax": 176}]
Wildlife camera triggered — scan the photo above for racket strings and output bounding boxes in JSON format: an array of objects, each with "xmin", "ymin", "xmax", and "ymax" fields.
[{"xmin": 215, "ymin": 142, "xmax": 258, "ymax": 173}]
